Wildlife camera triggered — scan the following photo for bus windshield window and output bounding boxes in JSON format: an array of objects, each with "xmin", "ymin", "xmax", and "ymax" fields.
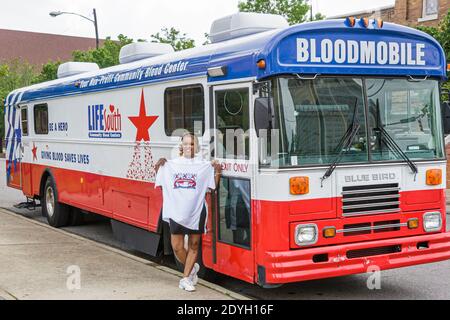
[
  {"xmin": 366, "ymin": 79, "xmax": 443, "ymax": 161},
  {"xmin": 269, "ymin": 77, "xmax": 368, "ymax": 167}
]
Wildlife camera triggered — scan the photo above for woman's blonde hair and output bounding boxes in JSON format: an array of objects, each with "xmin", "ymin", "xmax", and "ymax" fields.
[{"xmin": 179, "ymin": 132, "xmax": 200, "ymax": 156}]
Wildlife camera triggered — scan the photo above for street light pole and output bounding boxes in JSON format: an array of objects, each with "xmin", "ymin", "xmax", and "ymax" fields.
[
  {"xmin": 49, "ymin": 8, "xmax": 99, "ymax": 49},
  {"xmin": 93, "ymin": 8, "xmax": 99, "ymax": 49}
]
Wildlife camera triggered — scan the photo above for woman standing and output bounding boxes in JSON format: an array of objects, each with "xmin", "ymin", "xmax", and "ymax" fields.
[{"xmin": 155, "ymin": 133, "xmax": 221, "ymax": 292}]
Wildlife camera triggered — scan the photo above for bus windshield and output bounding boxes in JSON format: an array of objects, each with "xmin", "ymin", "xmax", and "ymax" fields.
[{"xmin": 264, "ymin": 76, "xmax": 444, "ymax": 168}]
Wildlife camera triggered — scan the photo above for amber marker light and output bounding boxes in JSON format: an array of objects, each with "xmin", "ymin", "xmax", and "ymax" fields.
[
  {"xmin": 408, "ymin": 218, "xmax": 419, "ymax": 229},
  {"xmin": 376, "ymin": 18, "xmax": 384, "ymax": 28},
  {"xmin": 257, "ymin": 59, "xmax": 266, "ymax": 69},
  {"xmin": 426, "ymin": 169, "xmax": 442, "ymax": 185},
  {"xmin": 361, "ymin": 17, "xmax": 370, "ymax": 28},
  {"xmin": 323, "ymin": 227, "xmax": 336, "ymax": 238},
  {"xmin": 447, "ymin": 63, "xmax": 450, "ymax": 72},
  {"xmin": 290, "ymin": 177, "xmax": 309, "ymax": 195},
  {"xmin": 346, "ymin": 17, "xmax": 356, "ymax": 27}
]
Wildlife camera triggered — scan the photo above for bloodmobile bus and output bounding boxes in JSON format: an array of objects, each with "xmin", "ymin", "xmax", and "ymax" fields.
[{"xmin": 4, "ymin": 13, "xmax": 450, "ymax": 287}]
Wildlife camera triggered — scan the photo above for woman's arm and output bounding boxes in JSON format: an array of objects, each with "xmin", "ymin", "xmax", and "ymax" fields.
[{"xmin": 155, "ymin": 158, "xmax": 167, "ymax": 173}]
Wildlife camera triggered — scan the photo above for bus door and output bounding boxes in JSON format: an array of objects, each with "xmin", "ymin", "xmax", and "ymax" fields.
[{"xmin": 209, "ymin": 82, "xmax": 255, "ymax": 283}]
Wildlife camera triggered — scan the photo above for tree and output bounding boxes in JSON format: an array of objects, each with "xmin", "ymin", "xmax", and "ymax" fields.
[
  {"xmin": 72, "ymin": 34, "xmax": 133, "ymax": 68},
  {"xmin": 238, "ymin": 0, "xmax": 321, "ymax": 25},
  {"xmin": 150, "ymin": 27, "xmax": 196, "ymax": 51},
  {"xmin": 0, "ymin": 60, "xmax": 37, "ymax": 152},
  {"xmin": 31, "ymin": 61, "xmax": 61, "ymax": 84}
]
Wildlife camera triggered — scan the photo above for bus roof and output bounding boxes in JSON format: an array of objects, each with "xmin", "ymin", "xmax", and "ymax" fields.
[{"xmin": 5, "ymin": 19, "xmax": 447, "ymax": 106}]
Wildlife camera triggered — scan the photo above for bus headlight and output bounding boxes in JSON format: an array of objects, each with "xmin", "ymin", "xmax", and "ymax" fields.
[
  {"xmin": 295, "ymin": 224, "xmax": 318, "ymax": 246},
  {"xmin": 423, "ymin": 212, "xmax": 442, "ymax": 232}
]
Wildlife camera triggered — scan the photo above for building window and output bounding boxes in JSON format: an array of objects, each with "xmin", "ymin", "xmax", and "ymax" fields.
[
  {"xmin": 21, "ymin": 106, "xmax": 28, "ymax": 136},
  {"xmin": 34, "ymin": 104, "xmax": 49, "ymax": 135},
  {"xmin": 164, "ymin": 85, "xmax": 204, "ymax": 136},
  {"xmin": 420, "ymin": 0, "xmax": 439, "ymax": 22}
]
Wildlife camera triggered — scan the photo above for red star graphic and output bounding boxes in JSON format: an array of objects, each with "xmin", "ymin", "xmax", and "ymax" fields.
[
  {"xmin": 32, "ymin": 143, "xmax": 38, "ymax": 161},
  {"xmin": 128, "ymin": 90, "xmax": 158, "ymax": 142}
]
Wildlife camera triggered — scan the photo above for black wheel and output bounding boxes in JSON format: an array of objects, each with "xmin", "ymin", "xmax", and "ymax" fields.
[
  {"xmin": 174, "ymin": 235, "xmax": 217, "ymax": 282},
  {"xmin": 68, "ymin": 207, "xmax": 85, "ymax": 226},
  {"xmin": 42, "ymin": 176, "xmax": 70, "ymax": 228}
]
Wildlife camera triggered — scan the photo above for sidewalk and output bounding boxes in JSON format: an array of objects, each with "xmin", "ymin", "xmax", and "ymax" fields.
[{"xmin": 0, "ymin": 208, "xmax": 248, "ymax": 300}]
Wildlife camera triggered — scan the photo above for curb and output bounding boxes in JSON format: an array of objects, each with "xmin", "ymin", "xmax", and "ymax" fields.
[{"xmin": 0, "ymin": 208, "xmax": 251, "ymax": 300}]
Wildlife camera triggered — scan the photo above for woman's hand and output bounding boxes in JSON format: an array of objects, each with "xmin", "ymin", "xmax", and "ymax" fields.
[
  {"xmin": 211, "ymin": 160, "xmax": 221, "ymax": 174},
  {"xmin": 211, "ymin": 160, "xmax": 222, "ymax": 189},
  {"xmin": 155, "ymin": 158, "xmax": 167, "ymax": 173}
]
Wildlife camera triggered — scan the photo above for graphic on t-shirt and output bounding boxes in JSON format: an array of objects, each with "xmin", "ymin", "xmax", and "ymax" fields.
[{"xmin": 173, "ymin": 173, "xmax": 197, "ymax": 189}]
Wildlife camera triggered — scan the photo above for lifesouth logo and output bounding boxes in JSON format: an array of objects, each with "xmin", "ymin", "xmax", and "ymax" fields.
[
  {"xmin": 173, "ymin": 173, "xmax": 197, "ymax": 189},
  {"xmin": 296, "ymin": 38, "xmax": 426, "ymax": 66},
  {"xmin": 88, "ymin": 104, "xmax": 122, "ymax": 138}
]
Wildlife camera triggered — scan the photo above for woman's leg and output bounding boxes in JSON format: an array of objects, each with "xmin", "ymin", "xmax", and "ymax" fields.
[
  {"xmin": 184, "ymin": 234, "xmax": 201, "ymax": 278},
  {"xmin": 171, "ymin": 234, "xmax": 187, "ymax": 266}
]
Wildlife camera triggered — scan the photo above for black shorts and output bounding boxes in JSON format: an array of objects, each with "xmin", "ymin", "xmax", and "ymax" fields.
[{"xmin": 169, "ymin": 206, "xmax": 207, "ymax": 235}]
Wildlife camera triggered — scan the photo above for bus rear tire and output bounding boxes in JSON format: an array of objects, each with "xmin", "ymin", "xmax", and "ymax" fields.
[
  {"xmin": 42, "ymin": 177, "xmax": 70, "ymax": 228},
  {"xmin": 69, "ymin": 207, "xmax": 85, "ymax": 226}
]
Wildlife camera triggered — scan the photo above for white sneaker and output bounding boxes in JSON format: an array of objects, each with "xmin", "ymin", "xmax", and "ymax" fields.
[
  {"xmin": 179, "ymin": 277, "xmax": 196, "ymax": 292},
  {"xmin": 189, "ymin": 263, "xmax": 200, "ymax": 285}
]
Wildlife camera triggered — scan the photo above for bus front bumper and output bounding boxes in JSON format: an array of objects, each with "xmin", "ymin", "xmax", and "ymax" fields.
[{"xmin": 262, "ymin": 232, "xmax": 450, "ymax": 284}]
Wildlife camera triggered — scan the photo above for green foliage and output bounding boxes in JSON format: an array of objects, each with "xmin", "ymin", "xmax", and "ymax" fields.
[
  {"xmin": 72, "ymin": 34, "xmax": 133, "ymax": 68},
  {"xmin": 150, "ymin": 27, "xmax": 196, "ymax": 51},
  {"xmin": 238, "ymin": 0, "xmax": 312, "ymax": 25},
  {"xmin": 0, "ymin": 60, "xmax": 37, "ymax": 141},
  {"xmin": 417, "ymin": 11, "xmax": 450, "ymax": 101},
  {"xmin": 31, "ymin": 60, "xmax": 61, "ymax": 84},
  {"xmin": 312, "ymin": 12, "xmax": 326, "ymax": 21}
]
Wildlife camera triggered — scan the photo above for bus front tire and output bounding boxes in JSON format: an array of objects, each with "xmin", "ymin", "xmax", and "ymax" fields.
[{"xmin": 42, "ymin": 177, "xmax": 70, "ymax": 228}]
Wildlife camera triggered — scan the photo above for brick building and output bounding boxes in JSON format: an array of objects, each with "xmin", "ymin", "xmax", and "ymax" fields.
[
  {"xmin": 329, "ymin": 0, "xmax": 449, "ymax": 27},
  {"xmin": 0, "ymin": 29, "xmax": 105, "ymax": 66}
]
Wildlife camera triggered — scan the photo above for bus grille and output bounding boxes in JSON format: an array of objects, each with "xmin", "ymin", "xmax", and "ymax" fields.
[
  {"xmin": 341, "ymin": 183, "xmax": 400, "ymax": 217},
  {"xmin": 346, "ymin": 245, "xmax": 402, "ymax": 259}
]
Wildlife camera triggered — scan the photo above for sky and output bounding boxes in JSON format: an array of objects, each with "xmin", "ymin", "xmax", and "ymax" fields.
[{"xmin": 0, "ymin": 0, "xmax": 396, "ymax": 45}]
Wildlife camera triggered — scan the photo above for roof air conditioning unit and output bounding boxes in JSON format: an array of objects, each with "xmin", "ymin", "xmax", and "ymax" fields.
[
  {"xmin": 119, "ymin": 42, "xmax": 175, "ymax": 64},
  {"xmin": 57, "ymin": 62, "xmax": 100, "ymax": 79},
  {"xmin": 209, "ymin": 12, "xmax": 288, "ymax": 43}
]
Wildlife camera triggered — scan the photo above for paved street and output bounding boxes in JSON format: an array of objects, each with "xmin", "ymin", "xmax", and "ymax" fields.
[{"xmin": 1, "ymin": 158, "xmax": 450, "ymax": 300}]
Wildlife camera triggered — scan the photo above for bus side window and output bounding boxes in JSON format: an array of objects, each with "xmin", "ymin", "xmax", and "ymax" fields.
[
  {"xmin": 215, "ymin": 88, "xmax": 250, "ymax": 160},
  {"xmin": 34, "ymin": 104, "xmax": 49, "ymax": 135},
  {"xmin": 164, "ymin": 84, "xmax": 205, "ymax": 136},
  {"xmin": 21, "ymin": 106, "xmax": 29, "ymax": 136}
]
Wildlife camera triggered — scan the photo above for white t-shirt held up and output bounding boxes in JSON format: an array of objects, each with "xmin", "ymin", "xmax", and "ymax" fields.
[{"xmin": 155, "ymin": 156, "xmax": 216, "ymax": 231}]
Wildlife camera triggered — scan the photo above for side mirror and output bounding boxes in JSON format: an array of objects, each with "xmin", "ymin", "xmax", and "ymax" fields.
[
  {"xmin": 442, "ymin": 101, "xmax": 450, "ymax": 134},
  {"xmin": 254, "ymin": 97, "xmax": 272, "ymax": 137}
]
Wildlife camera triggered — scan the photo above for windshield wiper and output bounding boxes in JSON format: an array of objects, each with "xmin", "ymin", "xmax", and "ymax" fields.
[
  {"xmin": 320, "ymin": 98, "xmax": 360, "ymax": 186},
  {"xmin": 374, "ymin": 99, "xmax": 418, "ymax": 178}
]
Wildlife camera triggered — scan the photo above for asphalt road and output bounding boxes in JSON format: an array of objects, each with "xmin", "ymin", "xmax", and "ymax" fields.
[{"xmin": 1, "ymin": 158, "xmax": 450, "ymax": 300}]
